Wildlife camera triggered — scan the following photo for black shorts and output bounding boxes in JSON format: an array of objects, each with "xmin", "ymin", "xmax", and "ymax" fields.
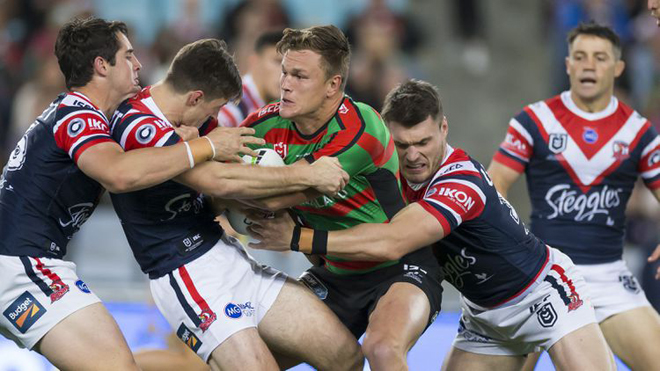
[{"xmin": 299, "ymin": 247, "xmax": 444, "ymax": 339}]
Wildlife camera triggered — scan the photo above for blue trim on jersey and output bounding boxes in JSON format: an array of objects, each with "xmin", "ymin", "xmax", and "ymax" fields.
[
  {"xmin": 496, "ymin": 147, "xmax": 527, "ymax": 167},
  {"xmin": 544, "ymin": 274, "xmax": 570, "ymax": 306},
  {"xmin": 69, "ymin": 134, "xmax": 111, "ymax": 159},
  {"xmin": 163, "ymin": 132, "xmax": 181, "ymax": 147},
  {"xmin": 20, "ymin": 257, "xmax": 53, "ymax": 297},
  {"xmin": 514, "ymin": 109, "xmax": 537, "ymax": 133},
  {"xmin": 168, "ymin": 272, "xmax": 202, "ymax": 327},
  {"xmin": 110, "ymin": 113, "xmax": 152, "ymax": 139}
]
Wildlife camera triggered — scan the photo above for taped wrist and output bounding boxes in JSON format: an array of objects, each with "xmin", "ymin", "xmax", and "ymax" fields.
[
  {"xmin": 293, "ymin": 229, "xmax": 327, "ymax": 255},
  {"xmin": 187, "ymin": 137, "xmax": 215, "ymax": 166}
]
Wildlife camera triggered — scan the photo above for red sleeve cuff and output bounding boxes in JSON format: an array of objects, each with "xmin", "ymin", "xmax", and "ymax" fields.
[
  {"xmin": 417, "ymin": 200, "xmax": 451, "ymax": 236},
  {"xmin": 492, "ymin": 151, "xmax": 526, "ymax": 173}
]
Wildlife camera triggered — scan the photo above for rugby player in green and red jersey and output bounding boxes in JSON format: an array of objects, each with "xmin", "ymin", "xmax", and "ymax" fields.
[{"xmin": 239, "ymin": 25, "xmax": 444, "ymax": 370}]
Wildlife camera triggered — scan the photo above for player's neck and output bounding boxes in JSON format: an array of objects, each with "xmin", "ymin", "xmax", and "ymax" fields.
[
  {"xmin": 74, "ymin": 83, "xmax": 122, "ymax": 118},
  {"xmin": 150, "ymin": 82, "xmax": 185, "ymax": 126},
  {"xmin": 569, "ymin": 90, "xmax": 612, "ymax": 113},
  {"xmin": 293, "ymin": 93, "xmax": 343, "ymax": 135}
]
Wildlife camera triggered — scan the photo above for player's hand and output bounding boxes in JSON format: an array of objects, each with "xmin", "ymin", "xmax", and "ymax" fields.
[
  {"xmin": 247, "ymin": 210, "xmax": 295, "ymax": 252},
  {"xmin": 647, "ymin": 244, "xmax": 660, "ymax": 280},
  {"xmin": 174, "ymin": 125, "xmax": 199, "ymax": 141},
  {"xmin": 309, "ymin": 156, "xmax": 349, "ymax": 196},
  {"xmin": 205, "ymin": 126, "xmax": 265, "ymax": 162}
]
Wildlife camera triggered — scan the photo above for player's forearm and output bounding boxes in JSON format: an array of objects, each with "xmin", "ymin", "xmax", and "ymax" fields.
[
  {"xmin": 292, "ymin": 204, "xmax": 443, "ymax": 261},
  {"xmin": 96, "ymin": 140, "xmax": 213, "ymax": 193},
  {"xmin": 218, "ymin": 164, "xmax": 315, "ymax": 198},
  {"xmin": 109, "ymin": 146, "xmax": 190, "ymax": 192},
  {"xmin": 179, "ymin": 163, "xmax": 314, "ymax": 199},
  {"xmin": 295, "ymin": 224, "xmax": 407, "ymax": 261},
  {"xmin": 238, "ymin": 191, "xmax": 313, "ymax": 211}
]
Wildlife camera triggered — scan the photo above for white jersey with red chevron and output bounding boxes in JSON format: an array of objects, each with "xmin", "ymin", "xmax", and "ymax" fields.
[
  {"xmin": 493, "ymin": 91, "xmax": 660, "ymax": 264},
  {"xmin": 217, "ymin": 74, "xmax": 265, "ymax": 127}
]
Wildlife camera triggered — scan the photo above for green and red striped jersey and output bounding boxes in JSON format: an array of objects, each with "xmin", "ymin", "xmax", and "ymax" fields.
[{"xmin": 242, "ymin": 96, "xmax": 405, "ymax": 274}]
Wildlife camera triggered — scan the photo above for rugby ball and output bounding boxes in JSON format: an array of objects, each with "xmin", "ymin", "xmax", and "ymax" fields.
[{"xmin": 226, "ymin": 148, "xmax": 284, "ymax": 235}]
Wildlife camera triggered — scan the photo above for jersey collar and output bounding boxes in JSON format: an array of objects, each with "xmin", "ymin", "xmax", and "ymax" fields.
[{"xmin": 560, "ymin": 90, "xmax": 618, "ymax": 121}]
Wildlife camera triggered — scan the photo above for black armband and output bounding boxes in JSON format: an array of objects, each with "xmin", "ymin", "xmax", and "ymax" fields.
[
  {"xmin": 290, "ymin": 225, "xmax": 301, "ymax": 251},
  {"xmin": 311, "ymin": 230, "xmax": 328, "ymax": 255}
]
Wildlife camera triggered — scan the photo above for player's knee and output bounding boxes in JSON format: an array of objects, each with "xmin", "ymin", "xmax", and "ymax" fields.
[{"xmin": 362, "ymin": 334, "xmax": 405, "ymax": 366}]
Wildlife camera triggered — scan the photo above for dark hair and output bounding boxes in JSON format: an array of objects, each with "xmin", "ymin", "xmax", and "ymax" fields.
[
  {"xmin": 567, "ymin": 22, "xmax": 622, "ymax": 59},
  {"xmin": 255, "ymin": 30, "xmax": 283, "ymax": 53},
  {"xmin": 277, "ymin": 25, "xmax": 351, "ymax": 90},
  {"xmin": 165, "ymin": 39, "xmax": 242, "ymax": 101},
  {"xmin": 381, "ymin": 79, "xmax": 443, "ymax": 128},
  {"xmin": 55, "ymin": 17, "xmax": 128, "ymax": 90}
]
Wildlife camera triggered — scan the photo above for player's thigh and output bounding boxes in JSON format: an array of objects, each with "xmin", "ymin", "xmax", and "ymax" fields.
[
  {"xmin": 547, "ymin": 322, "xmax": 614, "ymax": 371},
  {"xmin": 364, "ymin": 282, "xmax": 430, "ymax": 352},
  {"xmin": 257, "ymin": 278, "xmax": 360, "ymax": 362},
  {"xmin": 208, "ymin": 327, "xmax": 278, "ymax": 371},
  {"xmin": 135, "ymin": 348, "xmax": 210, "ymax": 371},
  {"xmin": 520, "ymin": 351, "xmax": 542, "ymax": 371},
  {"xmin": 37, "ymin": 302, "xmax": 138, "ymax": 371},
  {"xmin": 600, "ymin": 306, "xmax": 660, "ymax": 370},
  {"xmin": 441, "ymin": 346, "xmax": 525, "ymax": 371}
]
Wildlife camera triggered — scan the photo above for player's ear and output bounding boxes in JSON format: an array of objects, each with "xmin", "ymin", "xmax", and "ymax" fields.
[
  {"xmin": 614, "ymin": 60, "xmax": 625, "ymax": 78},
  {"xmin": 187, "ymin": 90, "xmax": 204, "ymax": 106},
  {"xmin": 93, "ymin": 56, "xmax": 109, "ymax": 77},
  {"xmin": 327, "ymin": 74, "xmax": 342, "ymax": 97}
]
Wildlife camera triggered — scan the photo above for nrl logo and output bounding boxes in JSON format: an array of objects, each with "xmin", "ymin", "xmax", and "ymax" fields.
[{"xmin": 548, "ymin": 133, "xmax": 568, "ymax": 154}]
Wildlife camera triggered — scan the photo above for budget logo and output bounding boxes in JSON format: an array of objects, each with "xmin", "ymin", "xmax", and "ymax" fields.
[
  {"xmin": 176, "ymin": 323, "xmax": 202, "ymax": 353},
  {"xmin": 3, "ymin": 292, "xmax": 46, "ymax": 333}
]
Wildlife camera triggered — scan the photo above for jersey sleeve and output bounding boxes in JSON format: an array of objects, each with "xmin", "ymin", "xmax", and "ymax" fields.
[
  {"xmin": 53, "ymin": 108, "xmax": 115, "ymax": 163},
  {"xmin": 111, "ymin": 113, "xmax": 181, "ymax": 150},
  {"xmin": 491, "ymin": 110, "xmax": 536, "ymax": 173},
  {"xmin": 638, "ymin": 125, "xmax": 660, "ymax": 190},
  {"xmin": 416, "ymin": 174, "xmax": 487, "ymax": 236}
]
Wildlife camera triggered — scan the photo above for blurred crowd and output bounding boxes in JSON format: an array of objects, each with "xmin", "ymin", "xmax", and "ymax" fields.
[
  {"xmin": 0, "ymin": 0, "xmax": 425, "ymax": 164},
  {"xmin": 0, "ymin": 0, "xmax": 659, "ymax": 309}
]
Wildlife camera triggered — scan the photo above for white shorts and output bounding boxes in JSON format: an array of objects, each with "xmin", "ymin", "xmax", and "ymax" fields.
[
  {"xmin": 150, "ymin": 234, "xmax": 287, "ymax": 362},
  {"xmin": 575, "ymin": 260, "xmax": 651, "ymax": 323},
  {"xmin": 0, "ymin": 256, "xmax": 101, "ymax": 349},
  {"xmin": 453, "ymin": 247, "xmax": 597, "ymax": 356}
]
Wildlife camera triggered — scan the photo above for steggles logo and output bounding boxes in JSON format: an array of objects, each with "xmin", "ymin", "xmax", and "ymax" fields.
[{"xmin": 545, "ymin": 184, "xmax": 621, "ymax": 221}]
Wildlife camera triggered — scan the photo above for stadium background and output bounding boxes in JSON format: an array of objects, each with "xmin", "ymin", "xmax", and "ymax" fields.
[{"xmin": 0, "ymin": 0, "xmax": 658, "ymax": 369}]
